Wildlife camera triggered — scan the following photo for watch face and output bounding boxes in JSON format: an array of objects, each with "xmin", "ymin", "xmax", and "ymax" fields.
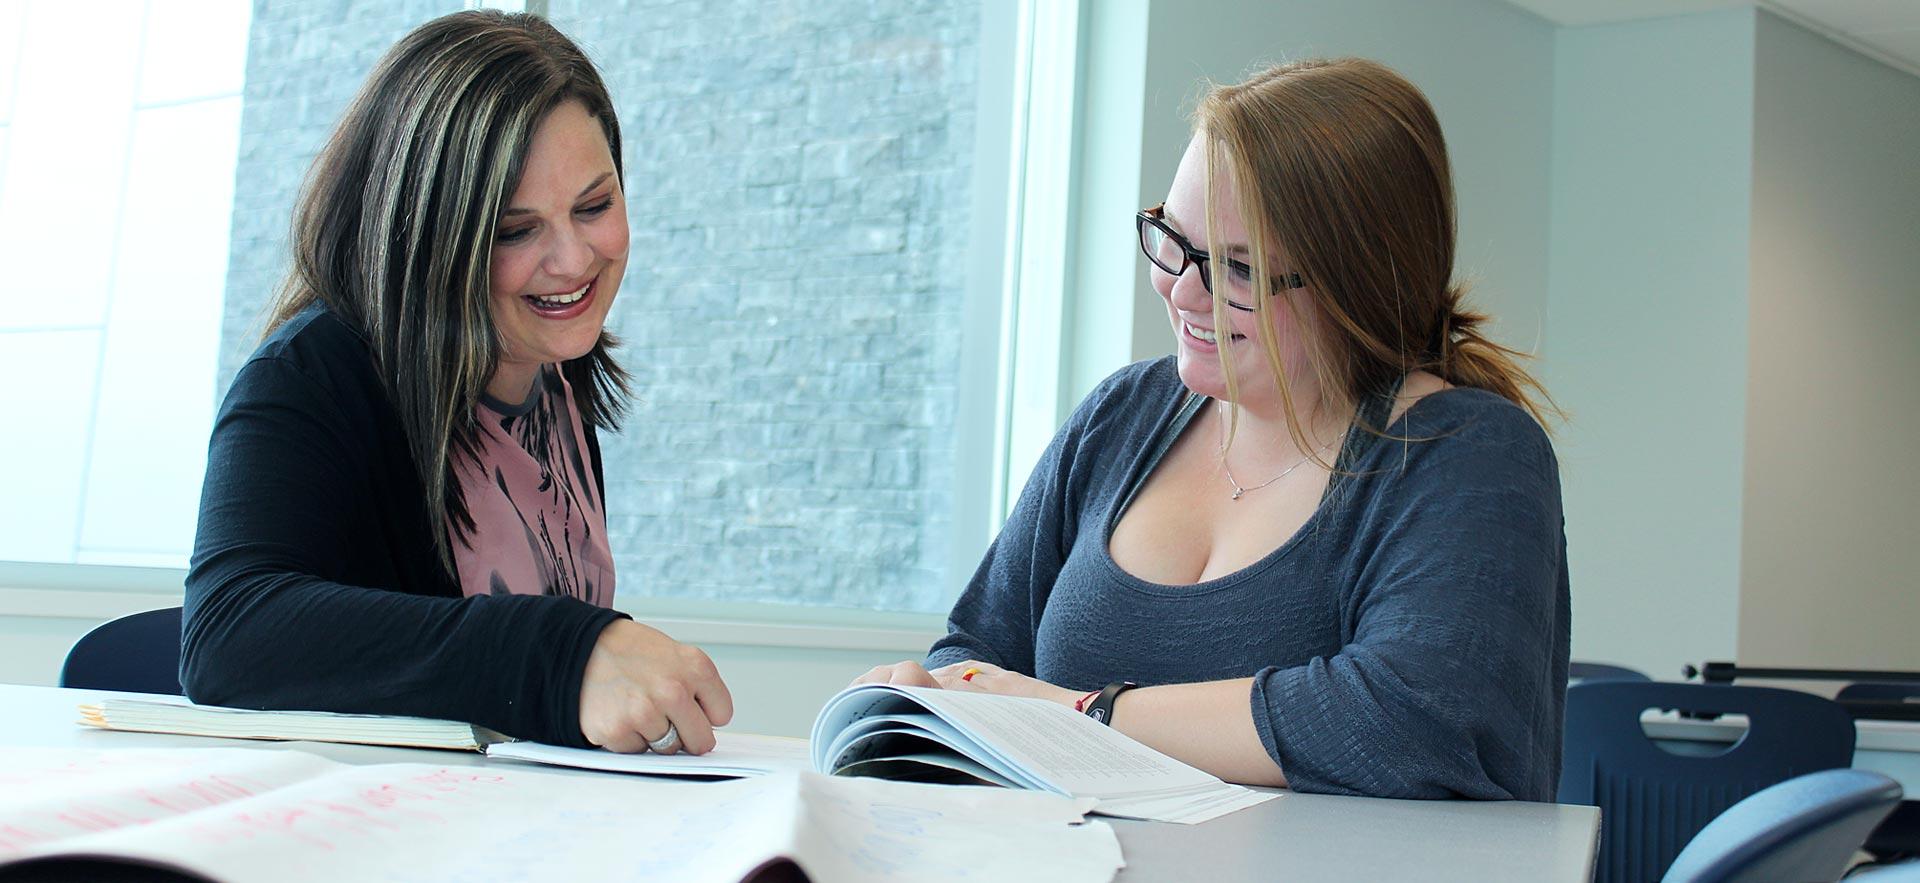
[{"xmin": 1090, "ymin": 708, "xmax": 1109, "ymax": 723}]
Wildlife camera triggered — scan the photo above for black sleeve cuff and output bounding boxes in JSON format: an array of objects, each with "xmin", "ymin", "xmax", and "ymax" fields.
[{"xmin": 543, "ymin": 606, "xmax": 630, "ymax": 748}]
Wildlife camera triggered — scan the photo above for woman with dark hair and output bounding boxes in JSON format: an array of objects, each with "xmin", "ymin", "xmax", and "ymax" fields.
[
  {"xmin": 184, "ymin": 10, "xmax": 732, "ymax": 755},
  {"xmin": 858, "ymin": 58, "xmax": 1570, "ymax": 801}
]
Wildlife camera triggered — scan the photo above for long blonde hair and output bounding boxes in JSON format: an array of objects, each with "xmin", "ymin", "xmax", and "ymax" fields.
[
  {"xmin": 1196, "ymin": 58, "xmax": 1558, "ymax": 457},
  {"xmin": 261, "ymin": 10, "xmax": 630, "ymax": 575}
]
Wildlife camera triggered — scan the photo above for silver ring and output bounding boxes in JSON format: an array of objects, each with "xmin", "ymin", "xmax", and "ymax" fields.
[{"xmin": 647, "ymin": 722, "xmax": 680, "ymax": 753}]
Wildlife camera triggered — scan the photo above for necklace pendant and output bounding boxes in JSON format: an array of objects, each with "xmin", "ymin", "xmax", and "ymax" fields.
[{"xmin": 1231, "ymin": 488, "xmax": 1244, "ymax": 501}]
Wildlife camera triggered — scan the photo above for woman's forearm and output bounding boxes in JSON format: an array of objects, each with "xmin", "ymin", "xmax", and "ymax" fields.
[{"xmin": 1106, "ymin": 678, "xmax": 1288, "ymax": 787}]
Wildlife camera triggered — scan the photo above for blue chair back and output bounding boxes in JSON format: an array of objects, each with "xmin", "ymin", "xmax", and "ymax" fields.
[
  {"xmin": 1840, "ymin": 682, "xmax": 1920, "ymax": 703},
  {"xmin": 59, "ymin": 606, "xmax": 184, "ymax": 695},
  {"xmin": 1570, "ymin": 661, "xmax": 1652, "ymax": 683},
  {"xmin": 1560, "ymin": 681, "xmax": 1858, "ymax": 883},
  {"xmin": 1662, "ymin": 768, "xmax": 1901, "ymax": 883}
]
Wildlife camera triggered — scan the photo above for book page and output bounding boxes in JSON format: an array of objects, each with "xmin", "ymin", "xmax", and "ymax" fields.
[
  {"xmin": 786, "ymin": 773, "xmax": 1121, "ymax": 882},
  {"xmin": 894, "ymin": 687, "xmax": 1219, "ymax": 796},
  {"xmin": 486, "ymin": 731, "xmax": 812, "ymax": 777},
  {"xmin": 817, "ymin": 685, "xmax": 1211, "ymax": 796},
  {"xmin": 0, "ymin": 747, "xmax": 1123, "ymax": 883}
]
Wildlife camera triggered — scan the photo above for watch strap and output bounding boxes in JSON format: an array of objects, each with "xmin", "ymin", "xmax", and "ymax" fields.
[{"xmin": 1084, "ymin": 681, "xmax": 1138, "ymax": 726}]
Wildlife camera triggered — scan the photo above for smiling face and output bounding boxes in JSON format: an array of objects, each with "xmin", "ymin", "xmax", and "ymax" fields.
[
  {"xmin": 486, "ymin": 99, "xmax": 629, "ymax": 402},
  {"xmin": 1151, "ymin": 135, "xmax": 1315, "ymax": 414}
]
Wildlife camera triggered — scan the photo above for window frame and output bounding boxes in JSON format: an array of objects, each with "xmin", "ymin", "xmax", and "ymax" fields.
[{"xmin": 4, "ymin": 0, "xmax": 1097, "ymax": 634}]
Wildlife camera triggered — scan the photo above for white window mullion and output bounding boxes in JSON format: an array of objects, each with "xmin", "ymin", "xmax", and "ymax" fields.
[{"xmin": 991, "ymin": 0, "xmax": 1084, "ymax": 527}]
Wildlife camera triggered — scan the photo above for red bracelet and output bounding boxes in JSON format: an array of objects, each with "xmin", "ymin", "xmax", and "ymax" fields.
[{"xmin": 1073, "ymin": 690, "xmax": 1101, "ymax": 713}]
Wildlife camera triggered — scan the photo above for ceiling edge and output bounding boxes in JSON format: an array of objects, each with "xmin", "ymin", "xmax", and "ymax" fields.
[{"xmin": 1759, "ymin": 1, "xmax": 1920, "ymax": 80}]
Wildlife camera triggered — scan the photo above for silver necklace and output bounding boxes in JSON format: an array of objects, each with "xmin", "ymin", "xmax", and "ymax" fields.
[
  {"xmin": 1221, "ymin": 452, "xmax": 1319, "ymax": 501},
  {"xmin": 1217, "ymin": 404, "xmax": 1338, "ymax": 501}
]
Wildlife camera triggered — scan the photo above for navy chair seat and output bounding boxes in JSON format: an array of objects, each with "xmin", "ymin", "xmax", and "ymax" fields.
[
  {"xmin": 59, "ymin": 606, "xmax": 185, "ymax": 695},
  {"xmin": 1661, "ymin": 768, "xmax": 1901, "ymax": 883},
  {"xmin": 1560, "ymin": 681, "xmax": 1858, "ymax": 883}
]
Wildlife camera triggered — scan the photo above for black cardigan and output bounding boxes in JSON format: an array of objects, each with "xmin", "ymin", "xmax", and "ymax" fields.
[{"xmin": 182, "ymin": 304, "xmax": 626, "ymax": 747}]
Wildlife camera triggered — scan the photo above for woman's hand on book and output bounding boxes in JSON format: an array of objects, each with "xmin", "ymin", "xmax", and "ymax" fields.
[
  {"xmin": 851, "ymin": 660, "xmax": 1081, "ymax": 709},
  {"xmin": 930, "ymin": 660, "xmax": 1082, "ymax": 708},
  {"xmin": 851, "ymin": 660, "xmax": 942, "ymax": 688},
  {"xmin": 579, "ymin": 620, "xmax": 734, "ymax": 755}
]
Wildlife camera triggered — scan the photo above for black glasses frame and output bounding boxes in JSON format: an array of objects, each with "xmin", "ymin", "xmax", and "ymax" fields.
[{"xmin": 1135, "ymin": 203, "xmax": 1303, "ymax": 312}]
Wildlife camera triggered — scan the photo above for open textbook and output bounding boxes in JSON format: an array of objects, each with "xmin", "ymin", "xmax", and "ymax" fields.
[
  {"xmin": 81, "ymin": 685, "xmax": 1275, "ymax": 824},
  {"xmin": 810, "ymin": 684, "xmax": 1274, "ymax": 824},
  {"xmin": 0, "ymin": 747, "xmax": 1124, "ymax": 883}
]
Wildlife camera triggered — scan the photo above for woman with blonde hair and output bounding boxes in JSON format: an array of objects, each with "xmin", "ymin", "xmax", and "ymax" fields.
[
  {"xmin": 859, "ymin": 57, "xmax": 1569, "ymax": 800},
  {"xmin": 185, "ymin": 10, "xmax": 732, "ymax": 755}
]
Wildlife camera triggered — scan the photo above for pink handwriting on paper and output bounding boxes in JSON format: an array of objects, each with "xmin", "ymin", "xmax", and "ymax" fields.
[
  {"xmin": 137, "ymin": 774, "xmax": 268, "ymax": 814},
  {"xmin": 185, "ymin": 767, "xmax": 512, "ymax": 852},
  {"xmin": 1, "ymin": 751, "xmax": 515, "ymax": 862},
  {"xmin": 0, "ymin": 755, "xmax": 282, "ymax": 855},
  {"xmin": 0, "ymin": 823, "xmax": 59, "ymax": 852}
]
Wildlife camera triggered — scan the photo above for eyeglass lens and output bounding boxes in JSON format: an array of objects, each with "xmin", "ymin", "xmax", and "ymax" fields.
[
  {"xmin": 1136, "ymin": 207, "xmax": 1302, "ymax": 308},
  {"xmin": 1138, "ymin": 214, "xmax": 1235, "ymax": 296},
  {"xmin": 1139, "ymin": 222, "xmax": 1188, "ymax": 279}
]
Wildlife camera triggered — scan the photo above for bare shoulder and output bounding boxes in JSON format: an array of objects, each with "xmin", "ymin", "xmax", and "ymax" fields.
[{"xmin": 1387, "ymin": 370, "xmax": 1450, "ymax": 425}]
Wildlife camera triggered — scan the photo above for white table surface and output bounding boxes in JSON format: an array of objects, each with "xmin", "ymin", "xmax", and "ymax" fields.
[{"xmin": 0, "ymin": 684, "xmax": 1600, "ymax": 883}]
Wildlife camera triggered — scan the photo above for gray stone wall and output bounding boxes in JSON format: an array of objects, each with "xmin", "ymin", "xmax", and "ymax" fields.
[
  {"xmin": 221, "ymin": 1, "xmax": 980, "ymax": 613},
  {"xmin": 221, "ymin": 0, "xmax": 467, "ymax": 372}
]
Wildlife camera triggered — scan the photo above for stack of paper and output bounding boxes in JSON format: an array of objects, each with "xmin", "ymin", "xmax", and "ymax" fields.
[
  {"xmin": 487, "ymin": 733, "xmax": 813, "ymax": 777},
  {"xmin": 0, "ymin": 747, "xmax": 1126, "ymax": 883},
  {"xmin": 79, "ymin": 696, "xmax": 502, "ymax": 750},
  {"xmin": 79, "ymin": 697, "xmax": 819, "ymax": 779}
]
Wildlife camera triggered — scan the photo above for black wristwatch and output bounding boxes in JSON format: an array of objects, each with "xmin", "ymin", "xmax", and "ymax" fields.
[{"xmin": 1084, "ymin": 681, "xmax": 1139, "ymax": 725}]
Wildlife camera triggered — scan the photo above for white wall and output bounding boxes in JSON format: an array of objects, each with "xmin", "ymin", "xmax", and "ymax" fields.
[
  {"xmin": 1737, "ymin": 10, "xmax": 1920, "ymax": 670},
  {"xmin": 1547, "ymin": 7, "xmax": 1920, "ymax": 679},
  {"xmin": 1544, "ymin": 9, "xmax": 1758, "ymax": 681},
  {"xmin": 1, "ymin": 616, "xmax": 103, "ymax": 686}
]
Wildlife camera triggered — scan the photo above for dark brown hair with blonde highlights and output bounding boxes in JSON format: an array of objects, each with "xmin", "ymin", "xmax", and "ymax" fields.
[
  {"xmin": 1195, "ymin": 57, "xmax": 1558, "ymax": 455},
  {"xmin": 261, "ymin": 10, "xmax": 630, "ymax": 575}
]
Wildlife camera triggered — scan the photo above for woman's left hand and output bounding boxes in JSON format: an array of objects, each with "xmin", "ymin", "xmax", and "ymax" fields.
[{"xmin": 929, "ymin": 660, "xmax": 1084, "ymax": 708}]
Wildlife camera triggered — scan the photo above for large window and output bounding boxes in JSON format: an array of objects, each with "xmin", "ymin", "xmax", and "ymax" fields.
[
  {"xmin": 2, "ymin": 1, "xmax": 1080, "ymax": 616},
  {"xmin": 0, "ymin": 0, "xmax": 252, "ymax": 567}
]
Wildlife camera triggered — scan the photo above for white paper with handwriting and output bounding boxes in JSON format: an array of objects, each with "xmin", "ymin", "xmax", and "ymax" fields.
[
  {"xmin": 0, "ymin": 747, "xmax": 1123, "ymax": 883},
  {"xmin": 486, "ymin": 731, "xmax": 815, "ymax": 778}
]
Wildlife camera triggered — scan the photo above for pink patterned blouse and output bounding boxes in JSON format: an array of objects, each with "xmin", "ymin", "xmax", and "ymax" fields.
[{"xmin": 450, "ymin": 366, "xmax": 615, "ymax": 606}]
